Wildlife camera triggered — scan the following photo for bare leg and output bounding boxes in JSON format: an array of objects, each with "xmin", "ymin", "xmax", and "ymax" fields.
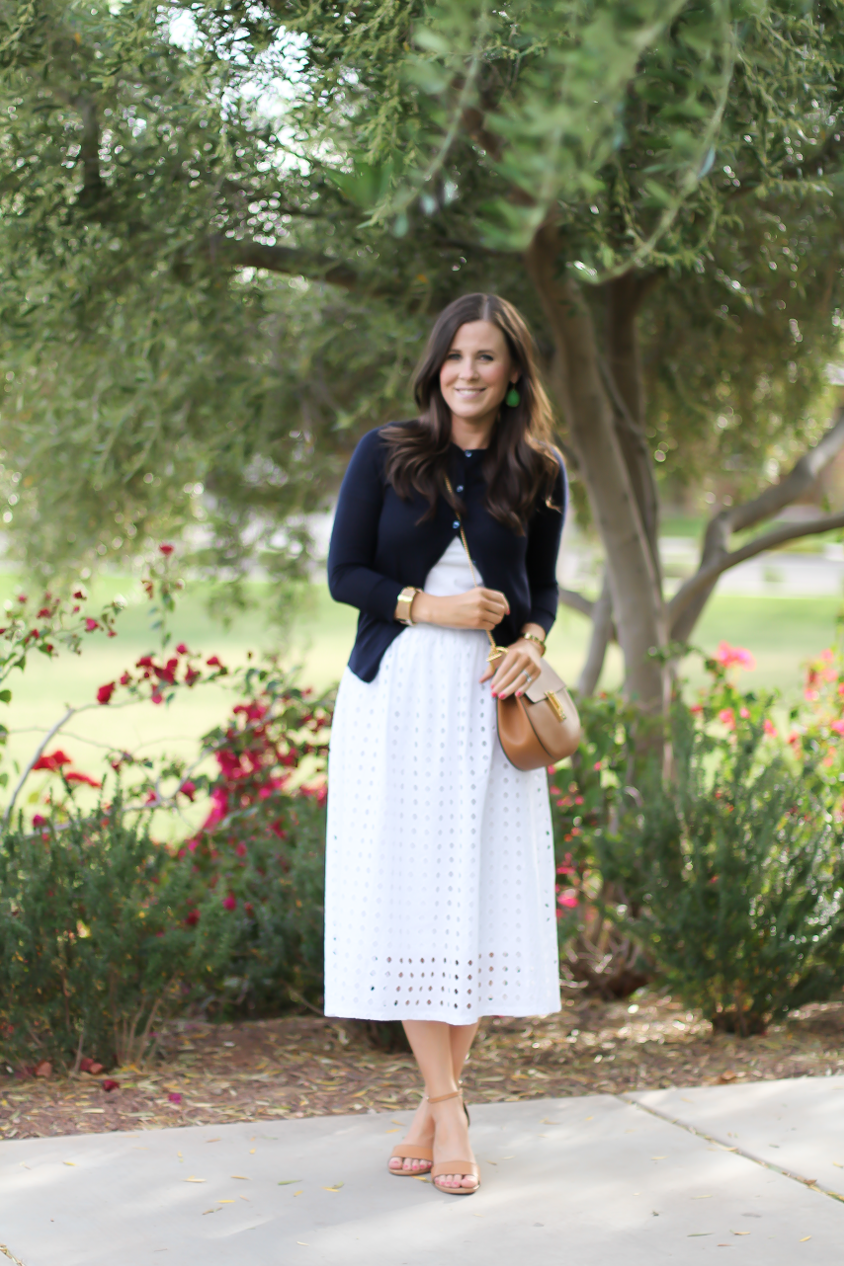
[
  {"xmin": 388, "ymin": 1020, "xmax": 479, "ymax": 1175},
  {"xmin": 399, "ymin": 1019, "xmax": 479, "ymax": 1190}
]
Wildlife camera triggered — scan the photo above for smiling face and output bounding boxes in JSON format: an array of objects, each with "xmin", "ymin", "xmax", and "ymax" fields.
[{"xmin": 438, "ymin": 320, "xmax": 518, "ymax": 440}]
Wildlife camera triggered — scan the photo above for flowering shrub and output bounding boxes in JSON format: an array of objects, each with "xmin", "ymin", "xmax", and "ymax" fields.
[{"xmin": 0, "ymin": 795, "xmax": 236, "ymax": 1071}]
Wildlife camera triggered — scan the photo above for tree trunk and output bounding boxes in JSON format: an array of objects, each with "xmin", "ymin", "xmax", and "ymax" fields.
[
  {"xmin": 578, "ymin": 569, "xmax": 613, "ymax": 695},
  {"xmin": 526, "ymin": 227, "xmax": 667, "ymax": 712},
  {"xmin": 602, "ymin": 273, "xmax": 662, "ymax": 580}
]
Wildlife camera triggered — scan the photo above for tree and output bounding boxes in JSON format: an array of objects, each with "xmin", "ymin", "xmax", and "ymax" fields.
[
  {"xmin": 265, "ymin": 0, "xmax": 844, "ymax": 708},
  {"xmin": 1, "ymin": 1, "xmax": 843, "ymax": 692}
]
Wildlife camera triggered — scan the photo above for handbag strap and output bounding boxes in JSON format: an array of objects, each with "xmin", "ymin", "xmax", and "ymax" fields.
[{"xmin": 444, "ymin": 475, "xmax": 499, "ymax": 657}]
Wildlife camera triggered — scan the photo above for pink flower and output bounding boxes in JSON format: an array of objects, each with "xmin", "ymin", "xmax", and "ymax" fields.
[
  {"xmin": 179, "ymin": 780, "xmax": 196, "ymax": 801},
  {"xmin": 763, "ymin": 719, "xmax": 777, "ymax": 736},
  {"xmin": 593, "ymin": 761, "xmax": 602, "ymax": 772},
  {"xmin": 185, "ymin": 909, "xmax": 200, "ymax": 926},
  {"xmin": 740, "ymin": 707, "xmax": 750, "ymax": 719},
  {"xmin": 150, "ymin": 691, "xmax": 164, "ymax": 705},
  {"xmin": 175, "ymin": 643, "xmax": 189, "ymax": 655},
  {"xmin": 556, "ymin": 889, "xmax": 578, "ymax": 909},
  {"xmin": 690, "ymin": 704, "xmax": 703, "ymax": 714},
  {"xmin": 222, "ymin": 894, "xmax": 237, "ymax": 911},
  {"xmin": 168, "ymin": 1092, "xmax": 182, "ymax": 1105},
  {"xmin": 101, "ymin": 1079, "xmax": 120, "ymax": 1093},
  {"xmin": 717, "ymin": 708, "xmax": 735, "ymax": 729},
  {"xmin": 159, "ymin": 543, "xmax": 174, "ymax": 556},
  {"xmin": 96, "ymin": 682, "xmax": 115, "ymax": 705},
  {"xmin": 831, "ymin": 720, "xmax": 844, "ymax": 737},
  {"xmin": 32, "ymin": 814, "xmax": 47, "ymax": 828},
  {"xmin": 206, "ymin": 655, "xmax": 224, "ymax": 668},
  {"xmin": 715, "ymin": 641, "xmax": 756, "ymax": 670},
  {"xmin": 235, "ymin": 842, "xmax": 247, "ymax": 857},
  {"xmin": 85, "ymin": 618, "xmax": 99, "ymax": 632},
  {"xmin": 805, "ymin": 688, "xmax": 820, "ymax": 702}
]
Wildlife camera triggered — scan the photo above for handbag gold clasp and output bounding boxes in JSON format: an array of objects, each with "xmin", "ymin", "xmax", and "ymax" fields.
[{"xmin": 545, "ymin": 691, "xmax": 565, "ymax": 721}]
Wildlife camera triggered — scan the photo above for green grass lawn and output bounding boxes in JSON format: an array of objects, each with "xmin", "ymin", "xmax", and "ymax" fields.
[{"xmin": 1, "ymin": 572, "xmax": 837, "ymax": 816}]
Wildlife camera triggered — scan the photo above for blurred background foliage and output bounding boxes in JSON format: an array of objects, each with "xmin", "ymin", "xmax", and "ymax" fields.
[{"xmin": 0, "ymin": 0, "xmax": 840, "ymax": 619}]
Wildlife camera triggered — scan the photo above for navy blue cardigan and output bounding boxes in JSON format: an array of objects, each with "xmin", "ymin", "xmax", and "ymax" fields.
[{"xmin": 327, "ymin": 426, "xmax": 567, "ymax": 682}]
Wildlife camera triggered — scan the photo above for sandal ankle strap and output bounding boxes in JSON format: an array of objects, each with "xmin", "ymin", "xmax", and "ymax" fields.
[{"xmin": 426, "ymin": 1090, "xmax": 462, "ymax": 1104}]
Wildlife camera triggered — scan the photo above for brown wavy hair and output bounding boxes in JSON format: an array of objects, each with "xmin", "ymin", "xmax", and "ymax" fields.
[{"xmin": 382, "ymin": 293, "xmax": 560, "ymax": 534}]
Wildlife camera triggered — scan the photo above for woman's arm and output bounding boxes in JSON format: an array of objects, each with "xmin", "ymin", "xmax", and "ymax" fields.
[
  {"xmin": 327, "ymin": 431, "xmax": 405, "ymax": 620},
  {"xmin": 523, "ymin": 454, "xmax": 567, "ymax": 633},
  {"xmin": 481, "ymin": 456, "xmax": 567, "ymax": 699}
]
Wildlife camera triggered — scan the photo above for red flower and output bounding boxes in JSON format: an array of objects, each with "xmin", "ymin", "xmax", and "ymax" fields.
[
  {"xmin": 32, "ymin": 749, "xmax": 72, "ymax": 772},
  {"xmin": 32, "ymin": 814, "xmax": 47, "ymax": 828},
  {"xmin": 101, "ymin": 1079, "xmax": 120, "ymax": 1093},
  {"xmin": 37, "ymin": 607, "xmax": 51, "ymax": 618},
  {"xmin": 179, "ymin": 780, "xmax": 196, "ymax": 801},
  {"xmin": 222, "ymin": 894, "xmax": 237, "ymax": 911},
  {"xmin": 159, "ymin": 543, "xmax": 174, "ymax": 556},
  {"xmin": 235, "ymin": 841, "xmax": 247, "ymax": 857},
  {"xmin": 66, "ymin": 772, "xmax": 102, "ymax": 788},
  {"xmin": 85, "ymin": 618, "xmax": 99, "ymax": 632},
  {"xmin": 185, "ymin": 909, "xmax": 200, "ymax": 926},
  {"xmin": 184, "ymin": 667, "xmax": 200, "ymax": 686},
  {"xmin": 168, "ymin": 1092, "xmax": 182, "ymax": 1104},
  {"xmin": 17, "ymin": 594, "xmax": 27, "ymax": 603},
  {"xmin": 73, "ymin": 589, "xmax": 86, "ymax": 599},
  {"xmin": 206, "ymin": 655, "xmax": 224, "ymax": 668},
  {"xmin": 136, "ymin": 655, "xmax": 154, "ymax": 670},
  {"xmin": 119, "ymin": 672, "xmax": 131, "ymax": 686},
  {"xmin": 96, "ymin": 682, "xmax": 115, "ymax": 705},
  {"xmin": 176, "ymin": 643, "xmax": 189, "ymax": 655},
  {"xmin": 151, "ymin": 691, "xmax": 164, "ymax": 705}
]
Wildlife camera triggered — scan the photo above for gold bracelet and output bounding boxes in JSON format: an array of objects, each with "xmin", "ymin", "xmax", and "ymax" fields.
[
  {"xmin": 396, "ymin": 586, "xmax": 421, "ymax": 625},
  {"xmin": 519, "ymin": 631, "xmax": 546, "ymax": 656}
]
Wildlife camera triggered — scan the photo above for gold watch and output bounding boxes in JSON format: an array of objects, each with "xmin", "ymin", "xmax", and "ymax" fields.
[
  {"xmin": 396, "ymin": 586, "xmax": 421, "ymax": 625},
  {"xmin": 520, "ymin": 631, "xmax": 546, "ymax": 656}
]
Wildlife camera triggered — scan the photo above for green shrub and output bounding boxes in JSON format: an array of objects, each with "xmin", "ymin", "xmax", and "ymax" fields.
[
  {"xmin": 0, "ymin": 798, "xmax": 234, "ymax": 1070},
  {"xmin": 597, "ymin": 706, "xmax": 844, "ymax": 1034}
]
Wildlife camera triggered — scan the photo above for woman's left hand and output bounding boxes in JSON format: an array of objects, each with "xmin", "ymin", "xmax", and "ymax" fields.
[{"xmin": 480, "ymin": 638, "xmax": 544, "ymax": 699}]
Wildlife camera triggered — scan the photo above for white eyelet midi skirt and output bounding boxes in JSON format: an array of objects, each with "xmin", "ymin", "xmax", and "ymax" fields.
[{"xmin": 323, "ymin": 539, "xmax": 561, "ymax": 1023}]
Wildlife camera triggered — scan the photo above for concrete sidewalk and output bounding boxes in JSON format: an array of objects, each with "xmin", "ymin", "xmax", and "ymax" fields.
[{"xmin": 1, "ymin": 1077, "xmax": 842, "ymax": 1265}]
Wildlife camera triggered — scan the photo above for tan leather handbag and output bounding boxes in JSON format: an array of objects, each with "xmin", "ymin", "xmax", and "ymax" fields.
[{"xmin": 445, "ymin": 481, "xmax": 581, "ymax": 772}]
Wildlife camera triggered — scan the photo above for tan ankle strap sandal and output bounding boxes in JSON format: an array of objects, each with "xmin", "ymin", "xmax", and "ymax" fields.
[{"xmin": 426, "ymin": 1090, "xmax": 480, "ymax": 1196}]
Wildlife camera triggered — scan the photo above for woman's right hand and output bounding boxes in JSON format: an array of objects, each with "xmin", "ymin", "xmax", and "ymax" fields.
[{"xmin": 412, "ymin": 587, "xmax": 510, "ymax": 631}]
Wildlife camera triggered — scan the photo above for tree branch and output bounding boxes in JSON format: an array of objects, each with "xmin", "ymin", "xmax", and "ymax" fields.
[
  {"xmin": 670, "ymin": 403, "xmax": 844, "ymax": 640},
  {"xmin": 558, "ymin": 588, "xmax": 595, "ymax": 619},
  {"xmin": 199, "ymin": 235, "xmax": 368, "ymax": 291},
  {"xmin": 668, "ymin": 510, "xmax": 844, "ymax": 626}
]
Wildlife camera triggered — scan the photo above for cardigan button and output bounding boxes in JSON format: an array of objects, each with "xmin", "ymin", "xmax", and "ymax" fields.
[
  {"xmin": 452, "ymin": 521, "xmax": 459, "ymax": 530},
  {"xmin": 456, "ymin": 485, "xmax": 464, "ymax": 493}
]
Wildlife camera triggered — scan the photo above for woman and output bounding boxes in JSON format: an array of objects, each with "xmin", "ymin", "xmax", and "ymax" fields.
[{"xmin": 325, "ymin": 293, "xmax": 566, "ymax": 1195}]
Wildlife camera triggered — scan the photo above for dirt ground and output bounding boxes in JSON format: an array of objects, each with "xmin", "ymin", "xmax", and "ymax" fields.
[{"xmin": 2, "ymin": 990, "xmax": 843, "ymax": 1141}]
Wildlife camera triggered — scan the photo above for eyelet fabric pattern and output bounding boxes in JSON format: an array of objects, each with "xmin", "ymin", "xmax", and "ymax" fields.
[{"xmin": 324, "ymin": 540, "xmax": 561, "ymax": 1024}]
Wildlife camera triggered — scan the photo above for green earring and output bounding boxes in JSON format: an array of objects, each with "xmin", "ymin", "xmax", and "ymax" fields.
[{"xmin": 505, "ymin": 384, "xmax": 521, "ymax": 408}]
